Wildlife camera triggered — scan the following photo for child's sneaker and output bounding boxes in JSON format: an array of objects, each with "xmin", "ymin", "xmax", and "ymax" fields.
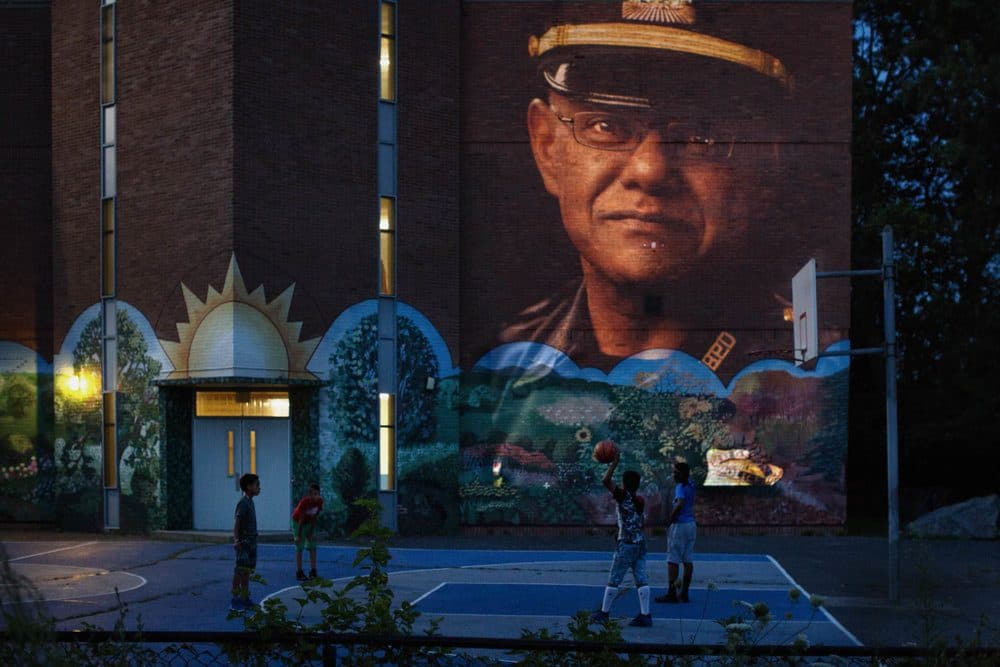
[
  {"xmin": 589, "ymin": 610, "xmax": 610, "ymax": 624},
  {"xmin": 679, "ymin": 591, "xmax": 690, "ymax": 603},
  {"xmin": 308, "ymin": 569, "xmax": 318, "ymax": 579},
  {"xmin": 229, "ymin": 597, "xmax": 245, "ymax": 612},
  {"xmin": 296, "ymin": 570, "xmax": 307, "ymax": 581},
  {"xmin": 628, "ymin": 613, "xmax": 652, "ymax": 627}
]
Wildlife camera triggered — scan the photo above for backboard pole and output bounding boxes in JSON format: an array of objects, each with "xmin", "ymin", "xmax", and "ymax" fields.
[
  {"xmin": 882, "ymin": 226, "xmax": 899, "ymax": 602},
  {"xmin": 793, "ymin": 225, "xmax": 900, "ymax": 601}
]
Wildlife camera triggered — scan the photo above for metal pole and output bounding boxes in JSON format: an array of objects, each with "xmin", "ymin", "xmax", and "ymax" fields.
[{"xmin": 882, "ymin": 226, "xmax": 899, "ymax": 601}]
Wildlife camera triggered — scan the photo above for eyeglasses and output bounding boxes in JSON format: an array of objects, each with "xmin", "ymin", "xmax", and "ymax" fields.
[{"xmin": 550, "ymin": 106, "xmax": 736, "ymax": 161}]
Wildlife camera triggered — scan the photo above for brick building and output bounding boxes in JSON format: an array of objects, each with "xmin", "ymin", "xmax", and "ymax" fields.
[{"xmin": 1, "ymin": 1, "xmax": 851, "ymax": 535}]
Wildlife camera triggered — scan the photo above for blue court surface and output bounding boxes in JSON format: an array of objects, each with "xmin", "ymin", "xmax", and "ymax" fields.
[
  {"xmin": 415, "ymin": 582, "xmax": 819, "ymax": 622},
  {"xmin": 272, "ymin": 549, "xmax": 862, "ymax": 647}
]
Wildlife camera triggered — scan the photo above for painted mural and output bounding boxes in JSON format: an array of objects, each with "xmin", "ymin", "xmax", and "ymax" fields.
[
  {"xmin": 307, "ymin": 302, "xmax": 461, "ymax": 536},
  {"xmin": 456, "ymin": 1, "xmax": 852, "ymax": 526},
  {"xmin": 3, "ymin": 1, "xmax": 850, "ymax": 534},
  {"xmin": 52, "ymin": 303, "xmax": 170, "ymax": 532},
  {"xmin": 458, "ymin": 344, "xmax": 848, "ymax": 526},
  {"xmin": 0, "ymin": 343, "xmax": 53, "ymax": 522}
]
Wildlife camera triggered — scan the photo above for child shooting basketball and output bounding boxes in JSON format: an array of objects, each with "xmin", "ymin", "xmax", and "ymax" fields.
[
  {"xmin": 590, "ymin": 447, "xmax": 653, "ymax": 627},
  {"xmin": 291, "ymin": 481, "xmax": 323, "ymax": 581}
]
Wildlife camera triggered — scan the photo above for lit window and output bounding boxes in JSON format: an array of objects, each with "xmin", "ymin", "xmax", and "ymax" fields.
[
  {"xmin": 102, "ymin": 198, "xmax": 115, "ymax": 296},
  {"xmin": 195, "ymin": 391, "xmax": 291, "ymax": 417},
  {"xmin": 101, "ymin": 4, "xmax": 115, "ymax": 104},
  {"xmin": 379, "ymin": 3, "xmax": 396, "ymax": 101},
  {"xmin": 379, "ymin": 393, "xmax": 395, "ymax": 491},
  {"xmin": 379, "ymin": 197, "xmax": 395, "ymax": 295}
]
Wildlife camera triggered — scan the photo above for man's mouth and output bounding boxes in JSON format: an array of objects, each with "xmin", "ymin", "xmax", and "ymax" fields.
[{"xmin": 598, "ymin": 210, "xmax": 700, "ymax": 230}]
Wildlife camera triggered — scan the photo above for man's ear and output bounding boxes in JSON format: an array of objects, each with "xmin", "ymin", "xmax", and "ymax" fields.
[{"xmin": 527, "ymin": 98, "xmax": 561, "ymax": 197}]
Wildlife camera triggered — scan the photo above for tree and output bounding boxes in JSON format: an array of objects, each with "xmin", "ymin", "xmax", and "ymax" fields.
[
  {"xmin": 328, "ymin": 314, "xmax": 439, "ymax": 446},
  {"xmin": 57, "ymin": 309, "xmax": 163, "ymax": 531},
  {"xmin": 0, "ymin": 378, "xmax": 33, "ymax": 419},
  {"xmin": 852, "ymin": 1, "xmax": 1000, "ymax": 509}
]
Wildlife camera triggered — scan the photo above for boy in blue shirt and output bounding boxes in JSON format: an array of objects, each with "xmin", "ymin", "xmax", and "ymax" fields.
[{"xmin": 656, "ymin": 461, "xmax": 696, "ymax": 603}]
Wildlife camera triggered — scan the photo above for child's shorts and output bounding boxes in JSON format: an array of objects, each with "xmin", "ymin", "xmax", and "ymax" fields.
[
  {"xmin": 235, "ymin": 539, "xmax": 257, "ymax": 570},
  {"xmin": 292, "ymin": 520, "xmax": 317, "ymax": 552},
  {"xmin": 667, "ymin": 521, "xmax": 697, "ymax": 563}
]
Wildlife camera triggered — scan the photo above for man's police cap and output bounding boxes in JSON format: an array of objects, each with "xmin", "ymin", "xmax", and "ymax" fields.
[{"xmin": 528, "ymin": 1, "xmax": 793, "ymax": 108}]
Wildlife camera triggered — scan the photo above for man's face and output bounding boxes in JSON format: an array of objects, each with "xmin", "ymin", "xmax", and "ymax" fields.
[{"xmin": 528, "ymin": 93, "xmax": 751, "ymax": 289}]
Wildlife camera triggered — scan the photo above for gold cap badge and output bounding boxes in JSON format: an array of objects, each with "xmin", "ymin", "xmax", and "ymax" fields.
[{"xmin": 622, "ymin": 0, "xmax": 695, "ymax": 25}]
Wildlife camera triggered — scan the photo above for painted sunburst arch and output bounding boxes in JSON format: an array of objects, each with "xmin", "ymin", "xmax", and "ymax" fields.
[{"xmin": 160, "ymin": 255, "xmax": 319, "ymax": 380}]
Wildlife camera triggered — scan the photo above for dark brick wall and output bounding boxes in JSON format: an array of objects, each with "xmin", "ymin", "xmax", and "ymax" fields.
[
  {"xmin": 397, "ymin": 1, "xmax": 461, "ymax": 364},
  {"xmin": 0, "ymin": 6, "xmax": 52, "ymax": 355},
  {"xmin": 51, "ymin": 1, "xmax": 100, "ymax": 349},
  {"xmin": 115, "ymin": 0, "xmax": 235, "ymax": 342},
  {"xmin": 457, "ymin": 1, "xmax": 852, "ymax": 379},
  {"xmin": 232, "ymin": 2, "xmax": 378, "ymax": 342}
]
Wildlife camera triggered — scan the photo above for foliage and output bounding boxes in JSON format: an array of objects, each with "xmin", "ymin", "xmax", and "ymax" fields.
[
  {"xmin": 714, "ymin": 589, "xmax": 824, "ymax": 659},
  {"xmin": 607, "ymin": 387, "xmax": 730, "ymax": 488},
  {"xmin": 54, "ymin": 309, "xmax": 164, "ymax": 532},
  {"xmin": 328, "ymin": 314, "xmax": 439, "ymax": 446},
  {"xmin": 803, "ymin": 373, "xmax": 848, "ymax": 484},
  {"xmin": 227, "ymin": 498, "xmax": 452, "ymax": 666},
  {"xmin": 398, "ymin": 449, "xmax": 460, "ymax": 535},
  {"xmin": 514, "ymin": 612, "xmax": 647, "ymax": 666},
  {"xmin": 0, "ymin": 376, "xmax": 34, "ymax": 419},
  {"xmin": 332, "ymin": 447, "xmax": 372, "ymax": 535},
  {"xmin": 852, "ymin": 0, "xmax": 1000, "ymax": 500}
]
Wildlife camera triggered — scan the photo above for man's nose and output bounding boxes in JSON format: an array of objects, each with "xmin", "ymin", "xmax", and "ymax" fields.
[{"xmin": 618, "ymin": 130, "xmax": 676, "ymax": 190}]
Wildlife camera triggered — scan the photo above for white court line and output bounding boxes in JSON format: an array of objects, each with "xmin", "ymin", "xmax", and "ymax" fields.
[
  {"xmin": 765, "ymin": 554, "xmax": 863, "ymax": 646},
  {"xmin": 4, "ymin": 563, "xmax": 147, "ymax": 602},
  {"xmin": 7, "ymin": 541, "xmax": 98, "ymax": 562},
  {"xmin": 411, "ymin": 582, "xmax": 447, "ymax": 606}
]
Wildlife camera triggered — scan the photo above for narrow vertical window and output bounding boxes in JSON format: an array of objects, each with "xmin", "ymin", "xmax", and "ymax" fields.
[
  {"xmin": 103, "ymin": 105, "xmax": 116, "ymax": 144},
  {"xmin": 103, "ymin": 392, "xmax": 117, "ymax": 488},
  {"xmin": 379, "ymin": 393, "xmax": 396, "ymax": 491},
  {"xmin": 227, "ymin": 431, "xmax": 235, "ymax": 477},
  {"xmin": 101, "ymin": 198, "xmax": 115, "ymax": 296},
  {"xmin": 379, "ymin": 3, "xmax": 396, "ymax": 101},
  {"xmin": 101, "ymin": 4, "xmax": 115, "ymax": 105},
  {"xmin": 379, "ymin": 196, "xmax": 396, "ymax": 295},
  {"xmin": 249, "ymin": 430, "xmax": 257, "ymax": 475},
  {"xmin": 102, "ymin": 146, "xmax": 116, "ymax": 198}
]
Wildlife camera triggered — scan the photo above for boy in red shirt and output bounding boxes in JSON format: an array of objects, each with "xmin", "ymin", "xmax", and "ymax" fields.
[{"xmin": 291, "ymin": 481, "xmax": 323, "ymax": 580}]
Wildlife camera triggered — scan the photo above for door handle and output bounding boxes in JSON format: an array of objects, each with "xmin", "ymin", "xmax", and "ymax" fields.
[{"xmin": 249, "ymin": 429, "xmax": 257, "ymax": 475}]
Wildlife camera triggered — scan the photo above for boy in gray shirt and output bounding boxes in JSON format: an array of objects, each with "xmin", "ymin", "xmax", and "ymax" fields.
[{"xmin": 231, "ymin": 473, "xmax": 260, "ymax": 611}]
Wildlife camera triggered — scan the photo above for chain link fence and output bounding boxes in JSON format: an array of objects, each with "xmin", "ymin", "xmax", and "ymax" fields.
[{"xmin": 3, "ymin": 630, "xmax": 998, "ymax": 666}]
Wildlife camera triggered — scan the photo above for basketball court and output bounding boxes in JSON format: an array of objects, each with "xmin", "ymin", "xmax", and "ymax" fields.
[
  {"xmin": 267, "ymin": 547, "xmax": 862, "ymax": 647},
  {"xmin": 1, "ymin": 537, "xmax": 860, "ymax": 647}
]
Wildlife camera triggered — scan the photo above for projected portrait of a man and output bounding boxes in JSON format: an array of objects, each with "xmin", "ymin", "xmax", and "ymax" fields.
[
  {"xmin": 461, "ymin": 0, "xmax": 850, "ymax": 381},
  {"xmin": 501, "ymin": 2, "xmax": 794, "ymax": 376}
]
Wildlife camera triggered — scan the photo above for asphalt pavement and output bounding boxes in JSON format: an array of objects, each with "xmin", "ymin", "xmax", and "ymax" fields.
[{"xmin": 1, "ymin": 526, "xmax": 997, "ymax": 650}]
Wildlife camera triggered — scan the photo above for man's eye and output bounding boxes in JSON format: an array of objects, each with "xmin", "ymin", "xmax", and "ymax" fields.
[{"xmin": 585, "ymin": 117, "xmax": 631, "ymax": 139}]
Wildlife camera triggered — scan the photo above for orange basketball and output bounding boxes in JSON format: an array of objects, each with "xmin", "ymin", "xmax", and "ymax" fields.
[{"xmin": 593, "ymin": 439, "xmax": 619, "ymax": 464}]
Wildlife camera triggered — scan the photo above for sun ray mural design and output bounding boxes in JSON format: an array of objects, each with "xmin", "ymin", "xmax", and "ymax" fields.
[{"xmin": 160, "ymin": 255, "xmax": 319, "ymax": 380}]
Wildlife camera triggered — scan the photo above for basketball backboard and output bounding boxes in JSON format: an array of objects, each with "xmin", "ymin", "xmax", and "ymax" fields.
[{"xmin": 792, "ymin": 259, "xmax": 819, "ymax": 365}]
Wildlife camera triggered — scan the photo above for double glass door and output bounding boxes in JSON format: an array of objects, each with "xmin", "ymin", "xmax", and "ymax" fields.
[{"xmin": 192, "ymin": 392, "xmax": 291, "ymax": 531}]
